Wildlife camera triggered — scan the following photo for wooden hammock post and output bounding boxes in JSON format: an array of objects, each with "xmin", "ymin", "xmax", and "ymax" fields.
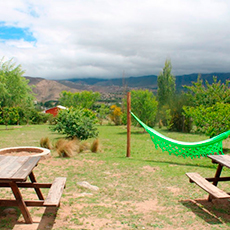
[{"xmin": 126, "ymin": 92, "xmax": 131, "ymax": 157}]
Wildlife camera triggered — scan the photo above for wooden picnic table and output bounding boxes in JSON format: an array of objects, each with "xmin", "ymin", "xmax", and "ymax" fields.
[
  {"xmin": 0, "ymin": 155, "xmax": 66, "ymax": 224},
  {"xmin": 186, "ymin": 154, "xmax": 230, "ymax": 201}
]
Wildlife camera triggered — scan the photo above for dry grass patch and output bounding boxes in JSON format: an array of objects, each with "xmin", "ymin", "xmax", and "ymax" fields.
[
  {"xmin": 40, "ymin": 137, "xmax": 52, "ymax": 149},
  {"xmin": 55, "ymin": 138, "xmax": 80, "ymax": 157},
  {"xmin": 90, "ymin": 139, "xmax": 100, "ymax": 153}
]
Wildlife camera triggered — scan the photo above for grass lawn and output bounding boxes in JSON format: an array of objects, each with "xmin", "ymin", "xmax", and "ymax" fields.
[{"xmin": 0, "ymin": 124, "xmax": 230, "ymax": 229}]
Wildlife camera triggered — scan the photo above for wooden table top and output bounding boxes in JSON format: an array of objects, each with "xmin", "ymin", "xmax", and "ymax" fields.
[
  {"xmin": 208, "ymin": 154, "xmax": 230, "ymax": 169},
  {"xmin": 0, "ymin": 156, "xmax": 40, "ymax": 182}
]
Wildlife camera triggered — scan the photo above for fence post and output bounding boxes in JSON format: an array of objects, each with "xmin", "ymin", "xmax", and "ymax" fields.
[{"xmin": 126, "ymin": 92, "xmax": 131, "ymax": 157}]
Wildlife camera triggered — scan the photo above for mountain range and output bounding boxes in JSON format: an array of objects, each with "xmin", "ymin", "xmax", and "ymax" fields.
[{"xmin": 26, "ymin": 72, "xmax": 230, "ymax": 102}]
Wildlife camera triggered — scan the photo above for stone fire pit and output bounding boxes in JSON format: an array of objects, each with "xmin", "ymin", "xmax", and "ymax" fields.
[{"xmin": 0, "ymin": 146, "xmax": 50, "ymax": 159}]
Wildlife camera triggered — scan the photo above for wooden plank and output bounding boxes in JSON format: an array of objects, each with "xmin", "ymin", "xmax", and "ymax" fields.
[
  {"xmin": 12, "ymin": 157, "xmax": 40, "ymax": 181},
  {"xmin": 29, "ymin": 171, "xmax": 44, "ymax": 200},
  {"xmin": 0, "ymin": 182, "xmax": 52, "ymax": 188},
  {"xmin": 0, "ymin": 156, "xmax": 29, "ymax": 180},
  {"xmin": 0, "ymin": 199, "xmax": 45, "ymax": 207},
  {"xmin": 10, "ymin": 182, "xmax": 33, "ymax": 224},
  {"xmin": 208, "ymin": 155, "xmax": 230, "ymax": 169},
  {"xmin": 0, "ymin": 156, "xmax": 25, "ymax": 178},
  {"xmin": 205, "ymin": 176, "xmax": 230, "ymax": 182},
  {"xmin": 44, "ymin": 177, "xmax": 66, "ymax": 207},
  {"xmin": 186, "ymin": 172, "xmax": 230, "ymax": 199}
]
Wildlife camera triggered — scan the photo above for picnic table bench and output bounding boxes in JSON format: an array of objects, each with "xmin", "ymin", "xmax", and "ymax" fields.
[
  {"xmin": 186, "ymin": 154, "xmax": 230, "ymax": 201},
  {"xmin": 0, "ymin": 155, "xmax": 66, "ymax": 224}
]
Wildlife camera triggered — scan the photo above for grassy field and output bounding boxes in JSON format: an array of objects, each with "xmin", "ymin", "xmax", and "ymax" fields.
[{"xmin": 0, "ymin": 124, "xmax": 230, "ymax": 229}]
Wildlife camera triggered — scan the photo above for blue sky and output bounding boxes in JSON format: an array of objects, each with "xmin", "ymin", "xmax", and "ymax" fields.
[
  {"xmin": 0, "ymin": 23, "xmax": 36, "ymax": 42},
  {"xmin": 0, "ymin": 0, "xmax": 230, "ymax": 80}
]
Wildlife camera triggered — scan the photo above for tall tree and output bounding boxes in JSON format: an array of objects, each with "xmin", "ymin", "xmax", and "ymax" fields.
[
  {"xmin": 0, "ymin": 58, "xmax": 34, "ymax": 108},
  {"xmin": 157, "ymin": 59, "xmax": 176, "ymax": 108}
]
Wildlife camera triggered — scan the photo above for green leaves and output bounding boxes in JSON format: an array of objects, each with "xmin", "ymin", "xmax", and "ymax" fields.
[
  {"xmin": 183, "ymin": 103, "xmax": 230, "ymax": 137},
  {"xmin": 0, "ymin": 107, "xmax": 19, "ymax": 129},
  {"xmin": 157, "ymin": 59, "xmax": 176, "ymax": 108},
  {"xmin": 59, "ymin": 91, "xmax": 101, "ymax": 109},
  {"xmin": 51, "ymin": 107, "xmax": 99, "ymax": 140},
  {"xmin": 183, "ymin": 75, "xmax": 230, "ymax": 137},
  {"xmin": 184, "ymin": 75, "xmax": 230, "ymax": 107},
  {"xmin": 123, "ymin": 89, "xmax": 158, "ymax": 127},
  {"xmin": 0, "ymin": 58, "xmax": 34, "ymax": 108}
]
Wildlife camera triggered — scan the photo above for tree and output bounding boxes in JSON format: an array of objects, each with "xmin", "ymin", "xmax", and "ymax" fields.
[
  {"xmin": 183, "ymin": 75, "xmax": 230, "ymax": 136},
  {"xmin": 184, "ymin": 75, "xmax": 230, "ymax": 107},
  {"xmin": 183, "ymin": 103, "xmax": 230, "ymax": 137},
  {"xmin": 123, "ymin": 89, "xmax": 158, "ymax": 127},
  {"xmin": 59, "ymin": 91, "xmax": 101, "ymax": 109},
  {"xmin": 0, "ymin": 58, "xmax": 34, "ymax": 109},
  {"xmin": 0, "ymin": 107, "xmax": 19, "ymax": 129},
  {"xmin": 157, "ymin": 59, "xmax": 176, "ymax": 109},
  {"xmin": 97, "ymin": 103, "xmax": 110, "ymax": 125},
  {"xmin": 167, "ymin": 93, "xmax": 192, "ymax": 132}
]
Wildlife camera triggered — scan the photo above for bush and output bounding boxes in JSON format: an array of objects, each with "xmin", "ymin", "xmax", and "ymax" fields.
[
  {"xmin": 167, "ymin": 94, "xmax": 192, "ymax": 132},
  {"xmin": 29, "ymin": 110, "xmax": 51, "ymax": 124},
  {"xmin": 123, "ymin": 90, "xmax": 158, "ymax": 127},
  {"xmin": 0, "ymin": 107, "xmax": 19, "ymax": 128},
  {"xmin": 183, "ymin": 102, "xmax": 230, "ymax": 137},
  {"xmin": 50, "ymin": 107, "xmax": 99, "ymax": 140},
  {"xmin": 110, "ymin": 105, "xmax": 122, "ymax": 125}
]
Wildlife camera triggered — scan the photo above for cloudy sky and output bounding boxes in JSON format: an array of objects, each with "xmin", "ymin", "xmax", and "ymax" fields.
[{"xmin": 0, "ymin": 0, "xmax": 230, "ymax": 80}]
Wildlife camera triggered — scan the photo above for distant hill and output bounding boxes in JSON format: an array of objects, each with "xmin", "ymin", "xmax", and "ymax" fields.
[
  {"xmin": 63, "ymin": 72, "xmax": 230, "ymax": 90},
  {"xmin": 26, "ymin": 77, "xmax": 79, "ymax": 102},
  {"xmin": 26, "ymin": 72, "xmax": 230, "ymax": 102}
]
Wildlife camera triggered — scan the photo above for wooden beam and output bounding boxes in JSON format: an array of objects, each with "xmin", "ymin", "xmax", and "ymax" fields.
[
  {"xmin": 0, "ymin": 182, "xmax": 52, "ymax": 188},
  {"xmin": 126, "ymin": 92, "xmax": 131, "ymax": 157}
]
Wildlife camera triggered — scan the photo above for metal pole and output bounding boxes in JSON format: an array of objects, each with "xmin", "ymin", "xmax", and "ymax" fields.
[{"xmin": 126, "ymin": 92, "xmax": 131, "ymax": 157}]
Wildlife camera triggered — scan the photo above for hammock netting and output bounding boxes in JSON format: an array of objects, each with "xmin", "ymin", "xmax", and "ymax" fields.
[{"xmin": 131, "ymin": 112, "xmax": 230, "ymax": 159}]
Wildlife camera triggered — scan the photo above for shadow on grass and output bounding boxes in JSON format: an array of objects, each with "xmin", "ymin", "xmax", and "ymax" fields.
[
  {"xmin": 0, "ymin": 206, "xmax": 58, "ymax": 229},
  {"xmin": 37, "ymin": 207, "xmax": 58, "ymax": 229},
  {"xmin": 118, "ymin": 130, "xmax": 147, "ymax": 135},
  {"xmin": 118, "ymin": 156, "xmax": 216, "ymax": 169},
  {"xmin": 223, "ymin": 148, "xmax": 230, "ymax": 154},
  {"xmin": 0, "ymin": 207, "xmax": 21, "ymax": 229},
  {"xmin": 0, "ymin": 128, "xmax": 14, "ymax": 131},
  {"xmin": 181, "ymin": 198, "xmax": 230, "ymax": 225}
]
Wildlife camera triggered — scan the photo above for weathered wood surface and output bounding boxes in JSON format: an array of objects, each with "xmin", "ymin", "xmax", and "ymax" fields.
[
  {"xmin": 0, "ymin": 156, "xmax": 66, "ymax": 223},
  {"xmin": 186, "ymin": 172, "xmax": 230, "ymax": 199},
  {"xmin": 44, "ymin": 177, "xmax": 67, "ymax": 207},
  {"xmin": 0, "ymin": 156, "xmax": 40, "ymax": 181},
  {"xmin": 208, "ymin": 155, "xmax": 230, "ymax": 169}
]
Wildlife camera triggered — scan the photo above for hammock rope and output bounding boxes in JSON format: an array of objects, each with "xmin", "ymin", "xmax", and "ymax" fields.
[{"xmin": 131, "ymin": 112, "xmax": 230, "ymax": 158}]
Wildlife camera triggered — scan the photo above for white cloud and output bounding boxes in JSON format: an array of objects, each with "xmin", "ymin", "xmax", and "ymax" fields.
[{"xmin": 0, "ymin": 0, "xmax": 230, "ymax": 79}]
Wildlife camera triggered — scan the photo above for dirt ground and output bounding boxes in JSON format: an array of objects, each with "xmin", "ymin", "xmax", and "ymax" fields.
[
  {"xmin": 1, "ymin": 156, "xmax": 230, "ymax": 230},
  {"xmin": 3, "ymin": 198, "xmax": 230, "ymax": 230}
]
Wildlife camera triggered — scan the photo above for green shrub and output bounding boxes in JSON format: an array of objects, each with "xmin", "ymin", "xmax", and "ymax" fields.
[
  {"xmin": 29, "ymin": 109, "xmax": 51, "ymax": 124},
  {"xmin": 183, "ymin": 102, "xmax": 230, "ymax": 137},
  {"xmin": 50, "ymin": 107, "xmax": 99, "ymax": 140},
  {"xmin": 0, "ymin": 107, "xmax": 19, "ymax": 128}
]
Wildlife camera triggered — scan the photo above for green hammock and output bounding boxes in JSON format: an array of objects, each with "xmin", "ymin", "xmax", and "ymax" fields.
[{"xmin": 131, "ymin": 112, "xmax": 230, "ymax": 158}]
